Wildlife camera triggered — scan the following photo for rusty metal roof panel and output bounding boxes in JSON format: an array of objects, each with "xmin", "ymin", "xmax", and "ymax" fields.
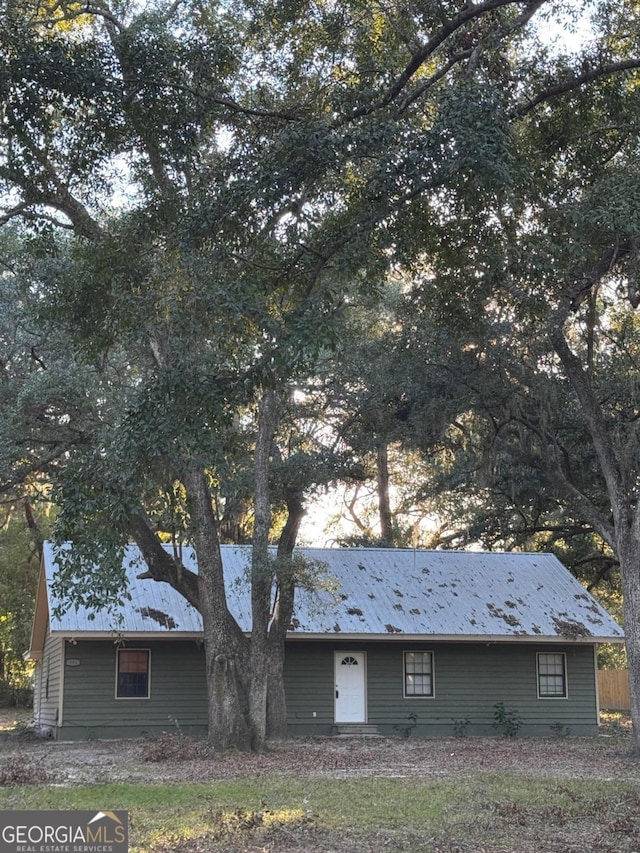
[
  {"xmin": 43, "ymin": 543, "xmax": 624, "ymax": 641},
  {"xmin": 286, "ymin": 548, "xmax": 624, "ymax": 641},
  {"xmin": 44, "ymin": 542, "xmax": 204, "ymax": 635}
]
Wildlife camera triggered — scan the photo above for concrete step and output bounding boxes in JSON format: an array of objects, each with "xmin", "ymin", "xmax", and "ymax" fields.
[{"xmin": 332, "ymin": 724, "xmax": 381, "ymax": 736}]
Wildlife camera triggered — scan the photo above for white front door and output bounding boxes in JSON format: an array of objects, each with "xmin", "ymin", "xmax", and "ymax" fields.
[{"xmin": 334, "ymin": 651, "xmax": 366, "ymax": 723}]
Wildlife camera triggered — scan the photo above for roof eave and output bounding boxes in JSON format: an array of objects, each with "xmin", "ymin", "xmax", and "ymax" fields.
[
  {"xmin": 27, "ymin": 560, "xmax": 50, "ymax": 660},
  {"xmin": 52, "ymin": 631, "xmax": 205, "ymax": 641},
  {"xmin": 49, "ymin": 630, "xmax": 624, "ymax": 643},
  {"xmin": 285, "ymin": 631, "xmax": 625, "ymax": 643},
  {"xmin": 23, "ymin": 649, "xmax": 42, "ymax": 662}
]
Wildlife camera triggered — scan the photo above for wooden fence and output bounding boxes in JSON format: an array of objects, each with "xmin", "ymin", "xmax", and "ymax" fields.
[{"xmin": 598, "ymin": 669, "xmax": 630, "ymax": 710}]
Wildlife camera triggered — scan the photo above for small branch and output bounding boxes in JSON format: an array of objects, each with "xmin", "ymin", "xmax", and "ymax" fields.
[
  {"xmin": 345, "ymin": 483, "xmax": 368, "ymax": 532},
  {"xmin": 211, "ymin": 95, "xmax": 303, "ymax": 122},
  {"xmin": 0, "ymin": 202, "xmax": 32, "ymax": 226},
  {"xmin": 30, "ymin": 347, "xmax": 47, "ymax": 370},
  {"xmin": 398, "ymin": 48, "xmax": 475, "ymax": 112}
]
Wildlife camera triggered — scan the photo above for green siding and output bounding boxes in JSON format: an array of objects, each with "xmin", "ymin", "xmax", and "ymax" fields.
[
  {"xmin": 34, "ymin": 627, "xmax": 63, "ymax": 736},
  {"xmin": 52, "ymin": 637, "xmax": 599, "ymax": 739},
  {"xmin": 283, "ymin": 641, "xmax": 600, "ymax": 736},
  {"xmin": 59, "ymin": 639, "xmax": 207, "ymax": 740},
  {"xmin": 285, "ymin": 644, "xmax": 336, "ymax": 731}
]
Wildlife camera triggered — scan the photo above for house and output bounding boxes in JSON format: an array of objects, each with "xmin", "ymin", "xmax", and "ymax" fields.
[{"xmin": 27, "ymin": 543, "xmax": 624, "ymax": 740}]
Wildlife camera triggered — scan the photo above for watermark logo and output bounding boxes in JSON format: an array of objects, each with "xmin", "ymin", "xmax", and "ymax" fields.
[{"xmin": 0, "ymin": 810, "xmax": 128, "ymax": 853}]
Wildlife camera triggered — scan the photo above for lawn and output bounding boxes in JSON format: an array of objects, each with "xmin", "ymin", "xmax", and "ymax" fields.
[
  {"xmin": 0, "ymin": 714, "xmax": 639, "ymax": 852},
  {"xmin": 2, "ymin": 772, "xmax": 639, "ymax": 852}
]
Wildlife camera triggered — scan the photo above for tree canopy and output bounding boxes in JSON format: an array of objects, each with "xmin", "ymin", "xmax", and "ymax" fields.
[{"xmin": 3, "ymin": 0, "xmax": 640, "ymax": 749}]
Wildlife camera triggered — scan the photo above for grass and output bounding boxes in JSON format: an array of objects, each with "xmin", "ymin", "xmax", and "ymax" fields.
[
  {"xmin": 1, "ymin": 774, "xmax": 640, "ymax": 851},
  {"xmin": 600, "ymin": 710, "xmax": 633, "ymax": 733},
  {"xmin": 0, "ymin": 707, "xmax": 32, "ymax": 731}
]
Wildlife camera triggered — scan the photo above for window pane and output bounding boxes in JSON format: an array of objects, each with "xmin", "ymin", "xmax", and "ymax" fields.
[
  {"xmin": 117, "ymin": 650, "xmax": 149, "ymax": 698},
  {"xmin": 404, "ymin": 652, "xmax": 433, "ymax": 696},
  {"xmin": 538, "ymin": 653, "xmax": 566, "ymax": 697},
  {"xmin": 120, "ymin": 650, "xmax": 148, "ymax": 673},
  {"xmin": 539, "ymin": 654, "xmax": 563, "ymax": 675},
  {"xmin": 540, "ymin": 675, "xmax": 565, "ymax": 696}
]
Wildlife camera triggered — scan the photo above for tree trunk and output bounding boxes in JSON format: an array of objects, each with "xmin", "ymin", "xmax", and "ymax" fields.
[
  {"xmin": 248, "ymin": 556, "xmax": 270, "ymax": 752},
  {"xmin": 132, "ymin": 394, "xmax": 298, "ymax": 752},
  {"xmin": 249, "ymin": 389, "xmax": 282, "ymax": 751},
  {"xmin": 377, "ymin": 443, "xmax": 393, "ymax": 544},
  {"xmin": 182, "ymin": 462, "xmax": 253, "ymax": 751},
  {"xmin": 616, "ymin": 529, "xmax": 640, "ymax": 755},
  {"xmin": 265, "ymin": 624, "xmax": 291, "ymax": 739},
  {"xmin": 264, "ymin": 489, "xmax": 305, "ymax": 738},
  {"xmin": 202, "ymin": 607, "xmax": 252, "ymax": 752},
  {"xmin": 198, "ymin": 541, "xmax": 252, "ymax": 752},
  {"xmin": 219, "ymin": 492, "xmax": 252, "ymax": 544},
  {"xmin": 549, "ymin": 313, "xmax": 640, "ymax": 754}
]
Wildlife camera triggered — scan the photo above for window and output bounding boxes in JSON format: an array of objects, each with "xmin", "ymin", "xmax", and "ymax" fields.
[
  {"xmin": 537, "ymin": 653, "xmax": 567, "ymax": 698},
  {"xmin": 116, "ymin": 649, "xmax": 150, "ymax": 698},
  {"xmin": 404, "ymin": 651, "xmax": 434, "ymax": 697}
]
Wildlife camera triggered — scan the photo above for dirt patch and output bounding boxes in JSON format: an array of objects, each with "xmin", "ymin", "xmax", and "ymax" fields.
[
  {"xmin": 1, "ymin": 712, "xmax": 639, "ymax": 852},
  {"xmin": 0, "ymin": 718, "xmax": 638, "ymax": 787}
]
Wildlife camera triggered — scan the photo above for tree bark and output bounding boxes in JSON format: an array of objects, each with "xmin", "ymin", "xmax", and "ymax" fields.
[
  {"xmin": 219, "ymin": 493, "xmax": 252, "ymax": 544},
  {"xmin": 129, "ymin": 511, "xmax": 200, "ymax": 608},
  {"xmin": 548, "ymin": 311, "xmax": 640, "ymax": 754},
  {"xmin": 376, "ymin": 443, "xmax": 393, "ymax": 544},
  {"xmin": 181, "ymin": 462, "xmax": 252, "ymax": 751},
  {"xmin": 616, "ymin": 529, "xmax": 640, "ymax": 755},
  {"xmin": 249, "ymin": 389, "xmax": 282, "ymax": 751},
  {"xmin": 265, "ymin": 487, "xmax": 305, "ymax": 739}
]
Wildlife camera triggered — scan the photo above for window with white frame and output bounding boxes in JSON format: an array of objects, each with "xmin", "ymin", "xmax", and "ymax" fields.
[
  {"xmin": 116, "ymin": 649, "xmax": 150, "ymax": 698},
  {"xmin": 404, "ymin": 651, "xmax": 434, "ymax": 697},
  {"xmin": 537, "ymin": 652, "xmax": 567, "ymax": 698}
]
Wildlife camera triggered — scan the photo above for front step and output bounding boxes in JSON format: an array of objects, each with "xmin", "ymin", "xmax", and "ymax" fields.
[{"xmin": 332, "ymin": 724, "xmax": 381, "ymax": 736}]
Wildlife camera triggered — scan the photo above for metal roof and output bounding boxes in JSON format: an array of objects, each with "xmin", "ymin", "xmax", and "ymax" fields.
[
  {"xmin": 42, "ymin": 543, "xmax": 624, "ymax": 642},
  {"xmin": 43, "ymin": 542, "xmax": 203, "ymax": 635}
]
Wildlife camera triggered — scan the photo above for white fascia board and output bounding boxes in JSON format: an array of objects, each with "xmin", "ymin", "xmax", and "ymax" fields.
[
  {"xmin": 49, "ymin": 630, "xmax": 624, "ymax": 644},
  {"xmin": 53, "ymin": 631, "xmax": 205, "ymax": 641},
  {"xmin": 285, "ymin": 632, "xmax": 624, "ymax": 644}
]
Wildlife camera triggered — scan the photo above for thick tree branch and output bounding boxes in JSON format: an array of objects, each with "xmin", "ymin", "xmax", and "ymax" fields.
[
  {"xmin": 1, "ymin": 108, "xmax": 105, "ymax": 241},
  {"xmin": 128, "ymin": 511, "xmax": 200, "ymax": 609},
  {"xmin": 547, "ymin": 313, "xmax": 627, "ymax": 543},
  {"xmin": 512, "ymin": 58, "xmax": 640, "ymax": 119},
  {"xmin": 45, "ymin": 191, "xmax": 105, "ymax": 242},
  {"xmin": 252, "ymin": 389, "xmax": 282, "ymax": 560},
  {"xmin": 348, "ymin": 0, "xmax": 542, "ymax": 120},
  {"xmin": 6, "ymin": 185, "xmax": 106, "ymax": 240},
  {"xmin": 544, "ymin": 460, "xmax": 617, "ymax": 550},
  {"xmin": 493, "ymin": 422, "xmax": 617, "ymax": 549},
  {"xmin": 0, "ymin": 203, "xmax": 33, "ymax": 227},
  {"xmin": 399, "ymin": 0, "xmax": 546, "ymax": 113},
  {"xmin": 30, "ymin": 0, "xmax": 125, "ymax": 30}
]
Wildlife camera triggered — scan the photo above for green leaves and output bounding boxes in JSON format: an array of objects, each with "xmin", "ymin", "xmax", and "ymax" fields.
[
  {"xmin": 1, "ymin": 0, "xmax": 640, "ymax": 597},
  {"xmin": 0, "ymin": 497, "xmax": 48, "ymax": 699}
]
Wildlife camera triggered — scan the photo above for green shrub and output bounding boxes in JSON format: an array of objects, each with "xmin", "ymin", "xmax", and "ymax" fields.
[{"xmin": 493, "ymin": 702, "xmax": 523, "ymax": 737}]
